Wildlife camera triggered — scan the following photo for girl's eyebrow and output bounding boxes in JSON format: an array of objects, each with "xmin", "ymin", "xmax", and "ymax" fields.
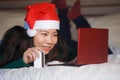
[{"xmin": 39, "ymin": 30, "xmax": 57, "ymax": 33}]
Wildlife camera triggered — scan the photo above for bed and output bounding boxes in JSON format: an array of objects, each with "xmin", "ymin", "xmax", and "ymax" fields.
[
  {"xmin": 0, "ymin": 55, "xmax": 120, "ymax": 80},
  {"xmin": 0, "ymin": 0, "xmax": 120, "ymax": 79},
  {"xmin": 0, "ymin": 11, "xmax": 120, "ymax": 80}
]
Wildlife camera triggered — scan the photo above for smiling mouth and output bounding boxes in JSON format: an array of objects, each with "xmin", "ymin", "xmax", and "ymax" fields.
[{"xmin": 42, "ymin": 46, "xmax": 52, "ymax": 51}]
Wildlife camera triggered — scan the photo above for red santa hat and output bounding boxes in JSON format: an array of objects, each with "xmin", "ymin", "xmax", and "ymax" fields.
[{"xmin": 24, "ymin": 2, "xmax": 60, "ymax": 37}]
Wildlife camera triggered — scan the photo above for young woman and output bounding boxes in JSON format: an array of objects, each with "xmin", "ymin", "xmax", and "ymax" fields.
[{"xmin": 0, "ymin": 2, "xmax": 71, "ymax": 68}]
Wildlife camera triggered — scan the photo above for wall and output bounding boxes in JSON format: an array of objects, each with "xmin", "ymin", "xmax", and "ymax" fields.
[
  {"xmin": 0, "ymin": 0, "xmax": 120, "ymax": 16},
  {"xmin": 0, "ymin": 0, "xmax": 120, "ymax": 39}
]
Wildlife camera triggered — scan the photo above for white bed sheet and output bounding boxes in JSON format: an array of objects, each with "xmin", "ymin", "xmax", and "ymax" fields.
[{"xmin": 0, "ymin": 54, "xmax": 120, "ymax": 80}]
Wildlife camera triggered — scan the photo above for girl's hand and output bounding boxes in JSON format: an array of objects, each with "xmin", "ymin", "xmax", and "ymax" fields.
[{"xmin": 23, "ymin": 47, "xmax": 41, "ymax": 64}]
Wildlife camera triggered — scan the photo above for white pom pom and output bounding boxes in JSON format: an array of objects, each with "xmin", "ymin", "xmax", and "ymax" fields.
[{"xmin": 27, "ymin": 29, "xmax": 37, "ymax": 37}]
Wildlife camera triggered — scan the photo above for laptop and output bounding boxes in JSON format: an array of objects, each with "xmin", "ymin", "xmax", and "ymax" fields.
[{"xmin": 77, "ymin": 28, "xmax": 108, "ymax": 64}]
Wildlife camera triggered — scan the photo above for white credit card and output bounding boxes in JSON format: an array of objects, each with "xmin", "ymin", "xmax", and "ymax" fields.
[{"xmin": 34, "ymin": 52, "xmax": 45, "ymax": 68}]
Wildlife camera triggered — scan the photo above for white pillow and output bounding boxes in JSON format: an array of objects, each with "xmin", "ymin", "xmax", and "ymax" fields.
[{"xmin": 88, "ymin": 14, "xmax": 120, "ymax": 54}]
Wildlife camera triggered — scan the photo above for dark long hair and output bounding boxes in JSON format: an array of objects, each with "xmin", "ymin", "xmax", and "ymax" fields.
[
  {"xmin": 0, "ymin": 26, "xmax": 33, "ymax": 67},
  {"xmin": 0, "ymin": 26, "xmax": 69, "ymax": 67}
]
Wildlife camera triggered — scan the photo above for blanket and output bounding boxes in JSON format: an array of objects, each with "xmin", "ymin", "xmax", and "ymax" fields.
[{"xmin": 0, "ymin": 54, "xmax": 120, "ymax": 80}]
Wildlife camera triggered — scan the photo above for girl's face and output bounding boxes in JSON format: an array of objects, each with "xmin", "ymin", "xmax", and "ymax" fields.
[{"xmin": 34, "ymin": 29, "xmax": 58, "ymax": 55}]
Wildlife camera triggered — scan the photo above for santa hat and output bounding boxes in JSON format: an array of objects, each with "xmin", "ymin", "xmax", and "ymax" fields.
[{"xmin": 24, "ymin": 2, "xmax": 60, "ymax": 37}]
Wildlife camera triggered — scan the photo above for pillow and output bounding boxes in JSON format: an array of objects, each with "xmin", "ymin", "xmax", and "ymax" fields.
[
  {"xmin": 88, "ymin": 14, "xmax": 120, "ymax": 54},
  {"xmin": 70, "ymin": 14, "xmax": 120, "ymax": 54}
]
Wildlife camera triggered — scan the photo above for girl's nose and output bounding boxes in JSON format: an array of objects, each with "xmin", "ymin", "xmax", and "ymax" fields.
[{"xmin": 46, "ymin": 36, "xmax": 52, "ymax": 44}]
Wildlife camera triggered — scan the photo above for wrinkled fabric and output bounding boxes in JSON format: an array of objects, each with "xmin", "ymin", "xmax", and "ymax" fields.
[{"xmin": 0, "ymin": 54, "xmax": 120, "ymax": 80}]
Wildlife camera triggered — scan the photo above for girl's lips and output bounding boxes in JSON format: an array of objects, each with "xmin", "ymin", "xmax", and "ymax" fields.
[{"xmin": 42, "ymin": 46, "xmax": 51, "ymax": 52}]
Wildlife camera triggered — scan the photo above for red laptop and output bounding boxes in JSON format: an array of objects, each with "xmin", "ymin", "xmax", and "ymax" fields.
[{"xmin": 77, "ymin": 28, "xmax": 108, "ymax": 64}]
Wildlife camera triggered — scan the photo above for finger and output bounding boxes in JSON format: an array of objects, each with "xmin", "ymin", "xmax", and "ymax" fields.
[
  {"xmin": 27, "ymin": 52, "xmax": 34, "ymax": 61},
  {"xmin": 31, "ymin": 51, "xmax": 37, "ymax": 60},
  {"xmin": 34, "ymin": 49, "xmax": 40, "ymax": 58},
  {"xmin": 26, "ymin": 47, "xmax": 42, "ymax": 60}
]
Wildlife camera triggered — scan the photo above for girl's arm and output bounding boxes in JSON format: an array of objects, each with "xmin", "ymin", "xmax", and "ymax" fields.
[{"xmin": 2, "ymin": 58, "xmax": 31, "ymax": 68}]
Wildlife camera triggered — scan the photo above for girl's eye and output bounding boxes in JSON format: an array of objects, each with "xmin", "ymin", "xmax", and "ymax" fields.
[
  {"xmin": 41, "ymin": 33, "xmax": 47, "ymax": 36},
  {"xmin": 53, "ymin": 34, "xmax": 58, "ymax": 37}
]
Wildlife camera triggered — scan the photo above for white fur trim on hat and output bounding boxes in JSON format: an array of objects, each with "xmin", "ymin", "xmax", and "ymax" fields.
[
  {"xmin": 26, "ymin": 20, "xmax": 60, "ymax": 37},
  {"xmin": 27, "ymin": 29, "xmax": 37, "ymax": 37},
  {"xmin": 34, "ymin": 20, "xmax": 60, "ymax": 30}
]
